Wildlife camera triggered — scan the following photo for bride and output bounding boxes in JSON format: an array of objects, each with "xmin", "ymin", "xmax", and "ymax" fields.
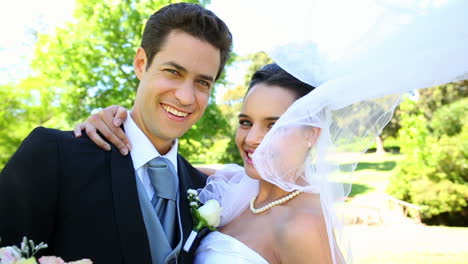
[
  {"xmin": 76, "ymin": 0, "xmax": 468, "ymax": 263},
  {"xmin": 194, "ymin": 63, "xmax": 344, "ymax": 263}
]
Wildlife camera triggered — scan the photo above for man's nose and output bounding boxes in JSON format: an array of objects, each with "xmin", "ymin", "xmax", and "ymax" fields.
[{"xmin": 174, "ymin": 80, "xmax": 195, "ymax": 106}]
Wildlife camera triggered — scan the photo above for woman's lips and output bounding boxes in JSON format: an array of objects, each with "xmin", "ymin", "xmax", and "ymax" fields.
[{"xmin": 245, "ymin": 151, "xmax": 254, "ymax": 165}]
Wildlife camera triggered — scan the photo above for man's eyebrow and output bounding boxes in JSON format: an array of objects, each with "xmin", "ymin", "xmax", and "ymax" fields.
[
  {"xmin": 162, "ymin": 61, "xmax": 215, "ymax": 82},
  {"xmin": 162, "ymin": 61, "xmax": 187, "ymax": 72},
  {"xmin": 197, "ymin": 73, "xmax": 215, "ymax": 83}
]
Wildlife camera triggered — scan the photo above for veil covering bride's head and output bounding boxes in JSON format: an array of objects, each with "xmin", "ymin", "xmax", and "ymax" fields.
[{"xmin": 248, "ymin": 0, "xmax": 468, "ymax": 263}]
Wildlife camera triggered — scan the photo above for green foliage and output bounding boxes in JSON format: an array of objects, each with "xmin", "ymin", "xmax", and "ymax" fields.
[
  {"xmin": 240, "ymin": 51, "xmax": 274, "ymax": 87},
  {"xmin": 178, "ymin": 101, "xmax": 230, "ymax": 162},
  {"xmin": 219, "ymin": 84, "xmax": 245, "ymax": 129},
  {"xmin": 0, "ymin": 85, "xmax": 24, "ymax": 168},
  {"xmin": 417, "ymin": 80, "xmax": 468, "ymax": 119},
  {"xmin": 387, "ymin": 97, "xmax": 468, "ymax": 225},
  {"xmin": 381, "ymin": 80, "xmax": 467, "ymax": 142},
  {"xmin": 0, "ymin": 76, "xmax": 67, "ymax": 169},
  {"xmin": 218, "ymin": 131, "xmax": 243, "ymax": 165},
  {"xmin": 395, "ymin": 100, "xmax": 431, "ymax": 158},
  {"xmin": 430, "ymin": 97, "xmax": 468, "ymax": 137}
]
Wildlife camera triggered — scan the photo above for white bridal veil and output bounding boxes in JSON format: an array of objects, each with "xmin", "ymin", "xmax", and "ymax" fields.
[{"xmin": 201, "ymin": 0, "xmax": 468, "ymax": 263}]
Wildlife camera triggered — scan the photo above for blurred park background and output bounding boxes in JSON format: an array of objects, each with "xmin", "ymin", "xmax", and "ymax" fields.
[{"xmin": 1, "ymin": 0, "xmax": 467, "ymax": 263}]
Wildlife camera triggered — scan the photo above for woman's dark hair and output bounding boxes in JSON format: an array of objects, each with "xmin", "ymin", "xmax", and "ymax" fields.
[
  {"xmin": 247, "ymin": 63, "xmax": 315, "ymax": 99},
  {"xmin": 141, "ymin": 3, "xmax": 232, "ymax": 80}
]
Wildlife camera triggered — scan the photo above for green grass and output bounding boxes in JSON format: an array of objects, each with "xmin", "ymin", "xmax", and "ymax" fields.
[{"xmin": 337, "ymin": 152, "xmax": 405, "ymax": 197}]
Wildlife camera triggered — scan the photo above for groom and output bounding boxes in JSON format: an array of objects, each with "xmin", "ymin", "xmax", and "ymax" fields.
[{"xmin": 0, "ymin": 3, "xmax": 232, "ymax": 264}]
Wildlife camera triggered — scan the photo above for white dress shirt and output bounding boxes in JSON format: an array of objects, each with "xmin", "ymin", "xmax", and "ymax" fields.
[{"xmin": 123, "ymin": 111, "xmax": 178, "ymax": 200}]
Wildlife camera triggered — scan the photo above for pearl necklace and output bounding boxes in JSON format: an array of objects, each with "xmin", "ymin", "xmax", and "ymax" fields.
[{"xmin": 250, "ymin": 190, "xmax": 303, "ymax": 214}]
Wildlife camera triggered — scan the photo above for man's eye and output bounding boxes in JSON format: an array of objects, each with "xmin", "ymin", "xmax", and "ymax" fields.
[
  {"xmin": 198, "ymin": 80, "xmax": 210, "ymax": 87},
  {"xmin": 267, "ymin": 122, "xmax": 276, "ymax": 129},
  {"xmin": 165, "ymin": 69, "xmax": 179, "ymax": 75}
]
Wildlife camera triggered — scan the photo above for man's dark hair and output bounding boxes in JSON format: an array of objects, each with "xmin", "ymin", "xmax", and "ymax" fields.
[
  {"xmin": 141, "ymin": 2, "xmax": 232, "ymax": 80},
  {"xmin": 248, "ymin": 63, "xmax": 315, "ymax": 99}
]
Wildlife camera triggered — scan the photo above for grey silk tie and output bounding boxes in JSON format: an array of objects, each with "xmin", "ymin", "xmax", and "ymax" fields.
[{"xmin": 147, "ymin": 157, "xmax": 179, "ymax": 248}]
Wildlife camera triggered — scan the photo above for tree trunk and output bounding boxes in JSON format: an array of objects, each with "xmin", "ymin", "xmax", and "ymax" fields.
[{"xmin": 375, "ymin": 136, "xmax": 386, "ymax": 154}]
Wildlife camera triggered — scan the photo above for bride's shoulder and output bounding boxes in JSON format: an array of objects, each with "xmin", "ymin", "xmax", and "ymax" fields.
[
  {"xmin": 280, "ymin": 206, "xmax": 327, "ymax": 236},
  {"xmin": 279, "ymin": 194, "xmax": 326, "ymax": 230},
  {"xmin": 274, "ymin": 205, "xmax": 332, "ymax": 263}
]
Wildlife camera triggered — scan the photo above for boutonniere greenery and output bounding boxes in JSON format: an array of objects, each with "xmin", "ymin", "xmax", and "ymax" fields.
[
  {"xmin": 0, "ymin": 237, "xmax": 92, "ymax": 264},
  {"xmin": 183, "ymin": 189, "xmax": 222, "ymax": 253}
]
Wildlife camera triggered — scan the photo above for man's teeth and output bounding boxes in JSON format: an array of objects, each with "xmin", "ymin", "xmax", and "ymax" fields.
[
  {"xmin": 162, "ymin": 105, "xmax": 188, "ymax": 117},
  {"xmin": 247, "ymin": 152, "xmax": 253, "ymax": 159}
]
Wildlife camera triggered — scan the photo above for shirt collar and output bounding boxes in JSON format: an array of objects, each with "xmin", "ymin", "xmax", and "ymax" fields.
[{"xmin": 123, "ymin": 111, "xmax": 178, "ymax": 172}]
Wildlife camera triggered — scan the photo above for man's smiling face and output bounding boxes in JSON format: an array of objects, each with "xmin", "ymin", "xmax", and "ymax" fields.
[{"xmin": 132, "ymin": 30, "xmax": 221, "ymax": 154}]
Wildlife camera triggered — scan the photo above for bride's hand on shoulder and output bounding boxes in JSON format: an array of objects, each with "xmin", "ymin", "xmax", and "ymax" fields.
[{"xmin": 74, "ymin": 105, "xmax": 131, "ymax": 155}]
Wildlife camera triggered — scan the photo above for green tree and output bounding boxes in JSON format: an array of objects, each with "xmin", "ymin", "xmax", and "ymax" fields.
[
  {"xmin": 0, "ymin": 76, "xmax": 64, "ymax": 169},
  {"xmin": 387, "ymin": 96, "xmax": 468, "ymax": 226},
  {"xmin": 241, "ymin": 51, "xmax": 274, "ymax": 87},
  {"xmin": 0, "ymin": 85, "xmax": 24, "ymax": 168},
  {"xmin": 219, "ymin": 84, "xmax": 245, "ymax": 129},
  {"xmin": 380, "ymin": 80, "xmax": 468, "ymax": 152},
  {"xmin": 417, "ymin": 80, "xmax": 468, "ymax": 120},
  {"xmin": 30, "ymin": 0, "xmax": 231, "ymax": 162}
]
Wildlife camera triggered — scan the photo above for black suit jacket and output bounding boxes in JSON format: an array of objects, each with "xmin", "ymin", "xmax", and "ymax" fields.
[{"xmin": 0, "ymin": 127, "xmax": 207, "ymax": 264}]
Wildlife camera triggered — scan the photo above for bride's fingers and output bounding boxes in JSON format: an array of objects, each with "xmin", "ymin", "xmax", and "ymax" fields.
[
  {"xmin": 113, "ymin": 105, "xmax": 128, "ymax": 127},
  {"xmin": 74, "ymin": 123, "xmax": 85, "ymax": 137},
  {"xmin": 100, "ymin": 106, "xmax": 131, "ymax": 151},
  {"xmin": 104, "ymin": 106, "xmax": 131, "ymax": 150},
  {"xmin": 88, "ymin": 113, "xmax": 129, "ymax": 155},
  {"xmin": 85, "ymin": 116, "xmax": 112, "ymax": 152},
  {"xmin": 101, "ymin": 105, "xmax": 121, "ymax": 127}
]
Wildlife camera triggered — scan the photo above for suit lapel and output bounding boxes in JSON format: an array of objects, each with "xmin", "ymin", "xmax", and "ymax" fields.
[
  {"xmin": 176, "ymin": 155, "xmax": 197, "ymax": 245},
  {"xmin": 176, "ymin": 155, "xmax": 207, "ymax": 263},
  {"xmin": 111, "ymin": 149, "xmax": 152, "ymax": 263}
]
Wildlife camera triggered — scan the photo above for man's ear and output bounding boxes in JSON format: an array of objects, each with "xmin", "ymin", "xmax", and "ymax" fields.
[{"xmin": 134, "ymin": 47, "xmax": 148, "ymax": 81}]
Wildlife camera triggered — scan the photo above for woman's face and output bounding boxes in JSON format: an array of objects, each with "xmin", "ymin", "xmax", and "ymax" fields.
[{"xmin": 235, "ymin": 83, "xmax": 297, "ymax": 180}]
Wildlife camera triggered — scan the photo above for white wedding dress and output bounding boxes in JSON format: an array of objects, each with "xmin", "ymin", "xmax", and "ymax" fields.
[
  {"xmin": 195, "ymin": 231, "xmax": 269, "ymax": 264},
  {"xmin": 193, "ymin": 165, "xmax": 265, "ymax": 263}
]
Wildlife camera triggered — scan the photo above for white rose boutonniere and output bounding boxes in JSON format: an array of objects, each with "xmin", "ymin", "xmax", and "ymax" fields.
[
  {"xmin": 183, "ymin": 189, "xmax": 222, "ymax": 253},
  {"xmin": 197, "ymin": 200, "xmax": 222, "ymax": 227}
]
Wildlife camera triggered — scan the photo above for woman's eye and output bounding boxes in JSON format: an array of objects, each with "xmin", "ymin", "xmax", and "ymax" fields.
[
  {"xmin": 239, "ymin": 120, "xmax": 252, "ymax": 127},
  {"xmin": 268, "ymin": 122, "xmax": 276, "ymax": 129}
]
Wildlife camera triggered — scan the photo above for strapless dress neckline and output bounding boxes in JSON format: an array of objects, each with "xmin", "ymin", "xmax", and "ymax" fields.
[{"xmin": 194, "ymin": 231, "xmax": 269, "ymax": 264}]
